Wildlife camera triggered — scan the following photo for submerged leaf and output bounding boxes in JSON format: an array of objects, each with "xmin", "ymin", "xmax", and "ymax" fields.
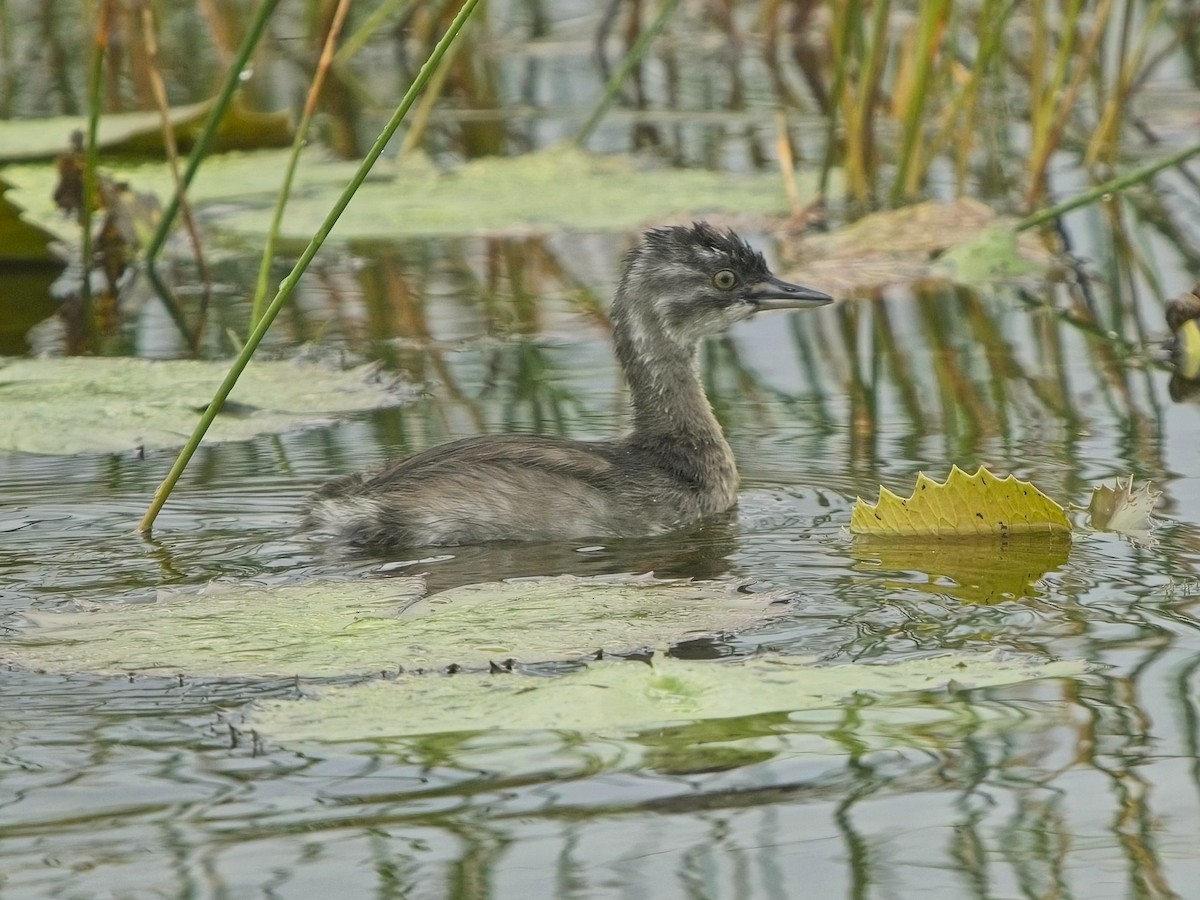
[
  {"xmin": 250, "ymin": 652, "xmax": 1090, "ymax": 743},
  {"xmin": 0, "ymin": 357, "xmax": 407, "ymax": 455},
  {"xmin": 1086, "ymin": 476, "xmax": 1161, "ymax": 534},
  {"xmin": 3, "ymin": 575, "xmax": 786, "ymax": 678},
  {"xmin": 850, "ymin": 465, "xmax": 1071, "ymax": 537}
]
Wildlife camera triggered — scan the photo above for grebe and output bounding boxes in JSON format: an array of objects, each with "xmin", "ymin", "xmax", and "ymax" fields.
[{"xmin": 308, "ymin": 223, "xmax": 831, "ymax": 547}]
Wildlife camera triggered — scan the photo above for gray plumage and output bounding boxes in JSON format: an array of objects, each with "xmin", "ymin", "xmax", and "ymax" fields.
[{"xmin": 307, "ymin": 222, "xmax": 831, "ymax": 548}]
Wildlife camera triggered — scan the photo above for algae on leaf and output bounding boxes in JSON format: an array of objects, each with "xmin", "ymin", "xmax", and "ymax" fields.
[
  {"xmin": 1, "ymin": 145, "xmax": 799, "ymax": 249},
  {"xmin": 4, "ymin": 575, "xmax": 787, "ymax": 678},
  {"xmin": 250, "ymin": 652, "xmax": 1090, "ymax": 743},
  {"xmin": 0, "ymin": 357, "xmax": 408, "ymax": 455},
  {"xmin": 212, "ymin": 145, "xmax": 801, "ymax": 240}
]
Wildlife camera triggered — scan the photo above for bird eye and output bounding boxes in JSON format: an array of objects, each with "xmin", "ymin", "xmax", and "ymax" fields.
[{"xmin": 713, "ymin": 269, "xmax": 737, "ymax": 290}]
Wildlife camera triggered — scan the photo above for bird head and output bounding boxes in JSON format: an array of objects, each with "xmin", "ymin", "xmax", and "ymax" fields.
[{"xmin": 615, "ymin": 222, "xmax": 832, "ymax": 349}]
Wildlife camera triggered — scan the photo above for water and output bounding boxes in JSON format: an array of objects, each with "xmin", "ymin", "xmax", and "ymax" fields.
[
  {"xmin": 5, "ymin": 2, "xmax": 1200, "ymax": 894},
  {"xmin": 3, "ymin": 234, "xmax": 1200, "ymax": 896}
]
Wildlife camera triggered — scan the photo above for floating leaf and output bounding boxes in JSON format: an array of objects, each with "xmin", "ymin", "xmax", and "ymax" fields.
[
  {"xmin": 782, "ymin": 199, "xmax": 1057, "ymax": 298},
  {"xmin": 0, "ymin": 357, "xmax": 408, "ymax": 455},
  {"xmin": 0, "ymin": 174, "xmax": 59, "ymax": 262},
  {"xmin": 0, "ymin": 145, "xmax": 803, "ymax": 254},
  {"xmin": 0, "ymin": 97, "xmax": 292, "ymax": 164},
  {"xmin": 250, "ymin": 652, "xmax": 1091, "ymax": 744},
  {"xmin": 3, "ymin": 575, "xmax": 786, "ymax": 678},
  {"xmin": 850, "ymin": 465, "xmax": 1071, "ymax": 537},
  {"xmin": 928, "ymin": 224, "xmax": 1045, "ymax": 287},
  {"xmin": 1086, "ymin": 476, "xmax": 1161, "ymax": 534}
]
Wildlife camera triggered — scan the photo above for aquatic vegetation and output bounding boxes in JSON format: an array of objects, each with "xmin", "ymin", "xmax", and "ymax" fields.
[
  {"xmin": 4, "ymin": 574, "xmax": 787, "ymax": 677},
  {"xmin": 249, "ymin": 652, "xmax": 1090, "ymax": 745},
  {"xmin": 0, "ymin": 357, "xmax": 405, "ymax": 455},
  {"xmin": 851, "ymin": 465, "xmax": 1071, "ymax": 537}
]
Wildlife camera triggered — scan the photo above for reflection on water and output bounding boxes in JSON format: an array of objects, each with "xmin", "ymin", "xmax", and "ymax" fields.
[
  {"xmin": 4, "ymin": 230, "xmax": 1200, "ymax": 895},
  {"xmin": 5, "ymin": 0, "xmax": 1200, "ymax": 890}
]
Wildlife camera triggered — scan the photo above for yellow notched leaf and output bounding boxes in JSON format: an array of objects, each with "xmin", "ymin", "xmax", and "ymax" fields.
[{"xmin": 850, "ymin": 465, "xmax": 1071, "ymax": 537}]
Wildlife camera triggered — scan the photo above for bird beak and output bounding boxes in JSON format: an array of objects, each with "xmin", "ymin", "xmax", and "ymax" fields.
[{"xmin": 745, "ymin": 275, "xmax": 833, "ymax": 311}]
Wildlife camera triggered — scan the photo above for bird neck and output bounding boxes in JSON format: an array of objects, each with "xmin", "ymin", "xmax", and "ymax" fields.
[
  {"xmin": 618, "ymin": 331, "xmax": 718, "ymax": 437},
  {"xmin": 611, "ymin": 294, "xmax": 736, "ymax": 493}
]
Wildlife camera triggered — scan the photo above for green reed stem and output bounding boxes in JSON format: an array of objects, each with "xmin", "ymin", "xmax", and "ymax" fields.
[
  {"xmin": 818, "ymin": 0, "xmax": 859, "ymax": 198},
  {"xmin": 250, "ymin": 0, "xmax": 352, "ymax": 327},
  {"xmin": 891, "ymin": 0, "xmax": 949, "ymax": 205},
  {"xmin": 1017, "ymin": 140, "xmax": 1200, "ymax": 231},
  {"xmin": 575, "ymin": 0, "xmax": 683, "ymax": 146},
  {"xmin": 138, "ymin": 0, "xmax": 482, "ymax": 536},
  {"xmin": 143, "ymin": 0, "xmax": 282, "ymax": 265},
  {"xmin": 81, "ymin": 1, "xmax": 112, "ymax": 318},
  {"xmin": 334, "ymin": 0, "xmax": 413, "ymax": 68},
  {"xmin": 855, "ymin": 0, "xmax": 890, "ymax": 202},
  {"xmin": 399, "ymin": 20, "xmax": 465, "ymax": 155}
]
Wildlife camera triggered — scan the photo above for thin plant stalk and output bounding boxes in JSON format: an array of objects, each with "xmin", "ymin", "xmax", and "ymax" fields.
[
  {"xmin": 924, "ymin": 0, "xmax": 1014, "ymax": 191},
  {"xmin": 143, "ymin": 0, "xmax": 283, "ymax": 265},
  {"xmin": 575, "ymin": 0, "xmax": 683, "ymax": 146},
  {"xmin": 854, "ymin": 0, "xmax": 890, "ymax": 202},
  {"xmin": 890, "ymin": 0, "xmax": 949, "ymax": 204},
  {"xmin": 398, "ymin": 21, "xmax": 465, "ymax": 155},
  {"xmin": 139, "ymin": 0, "xmax": 211, "ymax": 338},
  {"xmin": 774, "ymin": 111, "xmax": 800, "ymax": 215},
  {"xmin": 1024, "ymin": 0, "xmax": 1114, "ymax": 207},
  {"xmin": 1086, "ymin": 0, "xmax": 1165, "ymax": 167},
  {"xmin": 1017, "ymin": 140, "xmax": 1200, "ymax": 232},
  {"xmin": 138, "ymin": 0, "xmax": 482, "ymax": 536},
  {"xmin": 82, "ymin": 0, "xmax": 115, "ymax": 317},
  {"xmin": 250, "ymin": 0, "xmax": 352, "ymax": 326},
  {"xmin": 333, "ymin": 0, "xmax": 413, "ymax": 68},
  {"xmin": 818, "ymin": 0, "xmax": 859, "ymax": 199}
]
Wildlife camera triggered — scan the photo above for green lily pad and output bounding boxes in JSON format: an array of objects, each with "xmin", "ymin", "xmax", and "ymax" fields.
[
  {"xmin": 0, "ymin": 357, "xmax": 407, "ymax": 455},
  {"xmin": 4, "ymin": 575, "xmax": 787, "ymax": 678},
  {"xmin": 250, "ymin": 652, "xmax": 1091, "ymax": 743},
  {"xmin": 0, "ymin": 174, "xmax": 59, "ymax": 262},
  {"xmin": 0, "ymin": 97, "xmax": 292, "ymax": 164},
  {"xmin": 214, "ymin": 145, "xmax": 799, "ymax": 241},
  {"xmin": 1, "ymin": 145, "xmax": 800, "ymax": 252}
]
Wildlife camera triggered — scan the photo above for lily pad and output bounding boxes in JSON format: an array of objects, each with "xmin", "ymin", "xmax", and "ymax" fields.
[
  {"xmin": 0, "ymin": 97, "xmax": 292, "ymax": 163},
  {"xmin": 0, "ymin": 174, "xmax": 59, "ymax": 262},
  {"xmin": 1, "ymin": 145, "xmax": 801, "ymax": 252},
  {"xmin": 3, "ymin": 575, "xmax": 788, "ymax": 678},
  {"xmin": 0, "ymin": 357, "xmax": 408, "ymax": 455},
  {"xmin": 249, "ymin": 652, "xmax": 1091, "ymax": 743}
]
